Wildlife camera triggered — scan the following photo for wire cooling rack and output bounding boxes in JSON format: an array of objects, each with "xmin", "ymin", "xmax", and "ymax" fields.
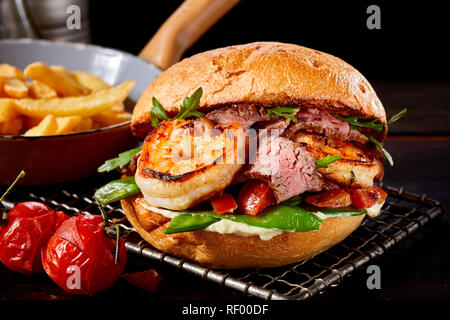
[{"xmin": 4, "ymin": 179, "xmax": 443, "ymax": 300}]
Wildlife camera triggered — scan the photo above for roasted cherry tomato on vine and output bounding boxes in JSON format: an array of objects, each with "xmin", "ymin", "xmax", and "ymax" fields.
[
  {"xmin": 305, "ymin": 189, "xmax": 352, "ymax": 208},
  {"xmin": 0, "ymin": 202, "xmax": 69, "ymax": 274},
  {"xmin": 237, "ymin": 180, "xmax": 275, "ymax": 216},
  {"xmin": 42, "ymin": 214, "xmax": 127, "ymax": 295},
  {"xmin": 349, "ymin": 186, "xmax": 388, "ymax": 209}
]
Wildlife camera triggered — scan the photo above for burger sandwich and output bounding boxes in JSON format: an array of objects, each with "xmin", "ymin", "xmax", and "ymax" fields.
[{"xmin": 95, "ymin": 42, "xmax": 405, "ymax": 269}]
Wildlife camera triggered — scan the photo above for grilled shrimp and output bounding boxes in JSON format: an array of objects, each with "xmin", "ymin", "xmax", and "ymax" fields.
[
  {"xmin": 292, "ymin": 131, "xmax": 382, "ymax": 187},
  {"xmin": 135, "ymin": 118, "xmax": 246, "ymax": 210}
]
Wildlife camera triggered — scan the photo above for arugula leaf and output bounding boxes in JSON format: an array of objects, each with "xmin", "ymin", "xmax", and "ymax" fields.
[
  {"xmin": 266, "ymin": 107, "xmax": 299, "ymax": 122},
  {"xmin": 174, "ymin": 87, "xmax": 205, "ymax": 120},
  {"xmin": 334, "ymin": 108, "xmax": 407, "ymax": 131},
  {"xmin": 366, "ymin": 134, "xmax": 393, "ymax": 166},
  {"xmin": 334, "ymin": 114, "xmax": 384, "ymax": 131},
  {"xmin": 150, "ymin": 111, "xmax": 160, "ymax": 128},
  {"xmin": 387, "ymin": 108, "xmax": 407, "ymax": 125},
  {"xmin": 150, "ymin": 89, "xmax": 204, "ymax": 128},
  {"xmin": 315, "ymin": 155, "xmax": 342, "ymax": 169},
  {"xmin": 152, "ymin": 97, "xmax": 170, "ymax": 120},
  {"xmin": 98, "ymin": 147, "xmax": 141, "ymax": 173}
]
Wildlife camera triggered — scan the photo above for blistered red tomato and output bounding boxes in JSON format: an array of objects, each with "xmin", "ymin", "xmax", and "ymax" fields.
[
  {"xmin": 349, "ymin": 186, "xmax": 388, "ymax": 209},
  {"xmin": 122, "ymin": 269, "xmax": 162, "ymax": 292},
  {"xmin": 0, "ymin": 202, "xmax": 68, "ymax": 274},
  {"xmin": 210, "ymin": 193, "xmax": 238, "ymax": 214},
  {"xmin": 41, "ymin": 214, "xmax": 126, "ymax": 295},
  {"xmin": 237, "ymin": 180, "xmax": 275, "ymax": 216},
  {"xmin": 305, "ymin": 189, "xmax": 352, "ymax": 208}
]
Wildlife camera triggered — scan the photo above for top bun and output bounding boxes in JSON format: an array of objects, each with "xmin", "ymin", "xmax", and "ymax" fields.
[{"xmin": 132, "ymin": 42, "xmax": 385, "ymax": 138}]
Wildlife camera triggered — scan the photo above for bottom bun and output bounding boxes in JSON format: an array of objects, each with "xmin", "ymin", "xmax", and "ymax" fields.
[{"xmin": 121, "ymin": 195, "xmax": 365, "ymax": 269}]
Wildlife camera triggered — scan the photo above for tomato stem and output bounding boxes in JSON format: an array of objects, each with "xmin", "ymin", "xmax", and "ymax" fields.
[
  {"xmin": 0, "ymin": 170, "xmax": 25, "ymax": 203},
  {"xmin": 96, "ymin": 202, "xmax": 124, "ymax": 265},
  {"xmin": 0, "ymin": 170, "xmax": 25, "ymax": 226}
]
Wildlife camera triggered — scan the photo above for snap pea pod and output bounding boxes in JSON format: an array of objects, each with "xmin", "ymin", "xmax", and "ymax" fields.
[
  {"xmin": 164, "ymin": 205, "xmax": 323, "ymax": 234},
  {"xmin": 164, "ymin": 205, "xmax": 367, "ymax": 234},
  {"xmin": 94, "ymin": 176, "xmax": 141, "ymax": 205},
  {"xmin": 316, "ymin": 206, "xmax": 367, "ymax": 218}
]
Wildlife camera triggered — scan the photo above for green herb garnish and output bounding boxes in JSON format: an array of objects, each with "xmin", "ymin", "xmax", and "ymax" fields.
[
  {"xmin": 366, "ymin": 134, "xmax": 393, "ymax": 166},
  {"xmin": 387, "ymin": 108, "xmax": 407, "ymax": 125},
  {"xmin": 315, "ymin": 155, "xmax": 342, "ymax": 169},
  {"xmin": 150, "ymin": 88, "xmax": 204, "ymax": 128},
  {"xmin": 334, "ymin": 108, "xmax": 407, "ymax": 131},
  {"xmin": 98, "ymin": 147, "xmax": 141, "ymax": 173},
  {"xmin": 173, "ymin": 87, "xmax": 204, "ymax": 120},
  {"xmin": 151, "ymin": 97, "xmax": 170, "ymax": 120},
  {"xmin": 334, "ymin": 115, "xmax": 384, "ymax": 131},
  {"xmin": 266, "ymin": 107, "xmax": 299, "ymax": 122}
]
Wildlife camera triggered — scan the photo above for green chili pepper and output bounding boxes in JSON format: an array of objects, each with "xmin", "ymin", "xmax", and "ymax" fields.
[{"xmin": 94, "ymin": 176, "xmax": 141, "ymax": 205}]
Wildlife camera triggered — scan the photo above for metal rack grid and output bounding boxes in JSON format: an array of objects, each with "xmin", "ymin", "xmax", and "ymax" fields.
[{"xmin": 6, "ymin": 182, "xmax": 443, "ymax": 300}]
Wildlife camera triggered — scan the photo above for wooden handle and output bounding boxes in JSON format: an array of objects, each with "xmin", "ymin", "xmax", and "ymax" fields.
[{"xmin": 139, "ymin": 0, "xmax": 239, "ymax": 70}]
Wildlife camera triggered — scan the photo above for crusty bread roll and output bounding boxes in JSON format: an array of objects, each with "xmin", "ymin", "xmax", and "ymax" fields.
[
  {"xmin": 122, "ymin": 196, "xmax": 365, "ymax": 269},
  {"xmin": 132, "ymin": 42, "xmax": 385, "ymax": 138}
]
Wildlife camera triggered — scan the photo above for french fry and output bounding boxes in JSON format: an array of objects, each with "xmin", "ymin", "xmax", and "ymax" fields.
[
  {"xmin": 92, "ymin": 110, "xmax": 132, "ymax": 126},
  {"xmin": 24, "ymin": 62, "xmax": 90, "ymax": 96},
  {"xmin": 0, "ymin": 98, "xmax": 17, "ymax": 122},
  {"xmin": 23, "ymin": 114, "xmax": 58, "ymax": 136},
  {"xmin": 71, "ymin": 71, "xmax": 111, "ymax": 92},
  {"xmin": 3, "ymin": 78, "xmax": 29, "ymax": 98},
  {"xmin": 0, "ymin": 64, "xmax": 25, "ymax": 80},
  {"xmin": 50, "ymin": 65, "xmax": 71, "ymax": 77},
  {"xmin": 14, "ymin": 80, "xmax": 135, "ymax": 118},
  {"xmin": 77, "ymin": 117, "xmax": 93, "ymax": 132},
  {"xmin": 0, "ymin": 116, "xmax": 22, "ymax": 135},
  {"xmin": 29, "ymin": 80, "xmax": 57, "ymax": 99},
  {"xmin": 55, "ymin": 116, "xmax": 82, "ymax": 135}
]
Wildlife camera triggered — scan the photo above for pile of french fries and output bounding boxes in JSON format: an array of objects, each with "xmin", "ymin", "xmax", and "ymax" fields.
[{"xmin": 0, "ymin": 62, "xmax": 135, "ymax": 136}]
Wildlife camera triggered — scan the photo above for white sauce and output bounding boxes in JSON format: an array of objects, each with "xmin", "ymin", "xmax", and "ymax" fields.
[
  {"xmin": 366, "ymin": 201, "xmax": 384, "ymax": 217},
  {"xmin": 137, "ymin": 199, "xmax": 384, "ymax": 241}
]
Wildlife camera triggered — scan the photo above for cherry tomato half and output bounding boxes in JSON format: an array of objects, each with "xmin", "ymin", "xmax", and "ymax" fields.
[
  {"xmin": 237, "ymin": 180, "xmax": 275, "ymax": 216},
  {"xmin": 349, "ymin": 186, "xmax": 388, "ymax": 209},
  {"xmin": 305, "ymin": 189, "xmax": 352, "ymax": 208}
]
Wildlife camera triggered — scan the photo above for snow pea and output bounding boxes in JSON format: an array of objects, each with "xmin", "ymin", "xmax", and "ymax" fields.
[{"xmin": 94, "ymin": 176, "xmax": 141, "ymax": 205}]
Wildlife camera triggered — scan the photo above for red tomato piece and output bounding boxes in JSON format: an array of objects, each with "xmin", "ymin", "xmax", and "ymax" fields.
[
  {"xmin": 0, "ymin": 202, "xmax": 68, "ymax": 275},
  {"xmin": 305, "ymin": 189, "xmax": 352, "ymax": 208},
  {"xmin": 237, "ymin": 180, "xmax": 275, "ymax": 216},
  {"xmin": 122, "ymin": 269, "xmax": 162, "ymax": 292},
  {"xmin": 210, "ymin": 193, "xmax": 238, "ymax": 214},
  {"xmin": 349, "ymin": 186, "xmax": 388, "ymax": 209},
  {"xmin": 42, "ymin": 214, "xmax": 126, "ymax": 296}
]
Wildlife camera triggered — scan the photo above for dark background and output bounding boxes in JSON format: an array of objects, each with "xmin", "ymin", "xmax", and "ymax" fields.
[{"xmin": 90, "ymin": 0, "xmax": 449, "ymax": 81}]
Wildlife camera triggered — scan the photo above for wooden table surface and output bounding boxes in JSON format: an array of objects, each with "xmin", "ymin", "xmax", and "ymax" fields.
[{"xmin": 1, "ymin": 81, "xmax": 449, "ymax": 301}]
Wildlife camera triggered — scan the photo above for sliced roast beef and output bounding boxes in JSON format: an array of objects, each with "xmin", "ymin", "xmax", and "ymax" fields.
[
  {"xmin": 236, "ymin": 135, "xmax": 326, "ymax": 202},
  {"xmin": 255, "ymin": 117, "xmax": 291, "ymax": 135},
  {"xmin": 283, "ymin": 108, "xmax": 367, "ymax": 143},
  {"xmin": 205, "ymin": 104, "xmax": 268, "ymax": 130}
]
